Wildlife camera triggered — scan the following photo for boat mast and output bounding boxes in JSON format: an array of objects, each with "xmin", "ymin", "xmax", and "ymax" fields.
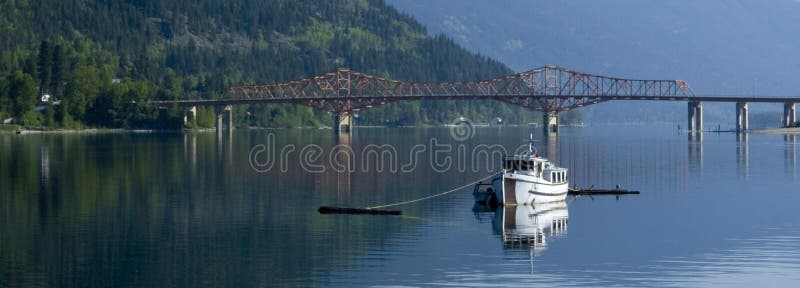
[{"xmin": 529, "ymin": 133, "xmax": 534, "ymax": 155}]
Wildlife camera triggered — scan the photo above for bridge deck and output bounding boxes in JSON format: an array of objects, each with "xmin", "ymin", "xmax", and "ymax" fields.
[{"xmin": 151, "ymin": 66, "xmax": 800, "ymax": 112}]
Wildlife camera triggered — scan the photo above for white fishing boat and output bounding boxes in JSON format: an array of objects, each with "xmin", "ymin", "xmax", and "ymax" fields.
[{"xmin": 475, "ymin": 134, "xmax": 568, "ymax": 205}]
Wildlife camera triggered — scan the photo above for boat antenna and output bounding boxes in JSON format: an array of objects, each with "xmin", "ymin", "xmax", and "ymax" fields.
[
  {"xmin": 523, "ymin": 131, "xmax": 539, "ymax": 156},
  {"xmin": 529, "ymin": 133, "xmax": 534, "ymax": 155}
]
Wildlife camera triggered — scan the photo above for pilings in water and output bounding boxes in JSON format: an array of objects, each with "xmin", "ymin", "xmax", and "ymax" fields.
[
  {"xmin": 542, "ymin": 112, "xmax": 559, "ymax": 162},
  {"xmin": 736, "ymin": 102, "xmax": 749, "ymax": 132},
  {"xmin": 183, "ymin": 106, "xmax": 197, "ymax": 127},
  {"xmin": 543, "ymin": 112, "xmax": 559, "ymax": 135},
  {"xmin": 333, "ymin": 112, "xmax": 353, "ymax": 134},
  {"xmin": 783, "ymin": 102, "xmax": 797, "ymax": 128},
  {"xmin": 215, "ymin": 105, "xmax": 233, "ymax": 135},
  {"xmin": 687, "ymin": 101, "xmax": 703, "ymax": 132}
]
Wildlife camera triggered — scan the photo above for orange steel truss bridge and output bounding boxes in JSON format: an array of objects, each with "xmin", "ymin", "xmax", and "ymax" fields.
[
  {"xmin": 155, "ymin": 65, "xmax": 800, "ymax": 132},
  {"xmin": 158, "ymin": 65, "xmax": 697, "ymax": 114}
]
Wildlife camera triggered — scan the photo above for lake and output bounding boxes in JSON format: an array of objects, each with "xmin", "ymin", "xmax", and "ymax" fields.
[{"xmin": 1, "ymin": 125, "xmax": 799, "ymax": 287}]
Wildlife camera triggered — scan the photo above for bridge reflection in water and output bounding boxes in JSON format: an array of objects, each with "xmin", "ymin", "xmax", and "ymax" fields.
[
  {"xmin": 334, "ymin": 132, "xmax": 353, "ymax": 202},
  {"xmin": 786, "ymin": 134, "xmax": 797, "ymax": 178},
  {"xmin": 737, "ymin": 133, "xmax": 749, "ymax": 178}
]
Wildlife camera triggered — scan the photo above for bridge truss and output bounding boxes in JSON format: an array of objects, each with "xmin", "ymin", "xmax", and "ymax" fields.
[{"xmin": 222, "ymin": 65, "xmax": 696, "ymax": 115}]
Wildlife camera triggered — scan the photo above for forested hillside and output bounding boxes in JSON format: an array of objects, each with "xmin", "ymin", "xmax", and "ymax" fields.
[{"xmin": 0, "ymin": 0, "xmax": 560, "ymax": 129}]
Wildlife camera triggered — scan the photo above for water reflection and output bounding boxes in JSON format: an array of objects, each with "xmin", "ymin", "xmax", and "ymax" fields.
[
  {"xmin": 688, "ymin": 136, "xmax": 703, "ymax": 174},
  {"xmin": 786, "ymin": 134, "xmax": 797, "ymax": 177},
  {"xmin": 4, "ymin": 127, "xmax": 800, "ymax": 287},
  {"xmin": 687, "ymin": 131, "xmax": 702, "ymax": 142},
  {"xmin": 216, "ymin": 131, "xmax": 233, "ymax": 170},
  {"xmin": 472, "ymin": 202, "xmax": 569, "ymax": 274},
  {"xmin": 736, "ymin": 133, "xmax": 749, "ymax": 178},
  {"xmin": 545, "ymin": 132, "xmax": 558, "ymax": 163},
  {"xmin": 184, "ymin": 133, "xmax": 197, "ymax": 166},
  {"xmin": 334, "ymin": 132, "xmax": 353, "ymax": 201},
  {"xmin": 474, "ymin": 202, "xmax": 569, "ymax": 256},
  {"xmin": 558, "ymin": 133, "xmax": 688, "ymax": 194},
  {"xmin": 40, "ymin": 145, "xmax": 50, "ymax": 186},
  {"xmin": 494, "ymin": 203, "xmax": 569, "ymax": 250}
]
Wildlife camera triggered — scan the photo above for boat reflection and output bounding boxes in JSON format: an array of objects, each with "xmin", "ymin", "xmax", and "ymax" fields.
[{"xmin": 474, "ymin": 201, "xmax": 569, "ymax": 252}]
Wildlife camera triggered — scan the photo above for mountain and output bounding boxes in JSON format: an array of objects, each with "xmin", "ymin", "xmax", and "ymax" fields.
[
  {"xmin": 0, "ymin": 0, "xmax": 557, "ymax": 129},
  {"xmin": 386, "ymin": 0, "xmax": 800, "ymax": 126}
]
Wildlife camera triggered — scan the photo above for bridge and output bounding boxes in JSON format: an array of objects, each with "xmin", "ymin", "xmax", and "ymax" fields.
[{"xmin": 154, "ymin": 65, "xmax": 800, "ymax": 134}]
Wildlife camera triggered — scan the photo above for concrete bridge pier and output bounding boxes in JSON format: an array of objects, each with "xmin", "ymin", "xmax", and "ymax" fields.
[
  {"xmin": 783, "ymin": 103, "xmax": 796, "ymax": 128},
  {"xmin": 687, "ymin": 101, "xmax": 703, "ymax": 132},
  {"xmin": 546, "ymin": 130, "xmax": 558, "ymax": 162},
  {"xmin": 183, "ymin": 106, "xmax": 197, "ymax": 127},
  {"xmin": 543, "ymin": 112, "xmax": 559, "ymax": 135},
  {"xmin": 736, "ymin": 102, "xmax": 749, "ymax": 132},
  {"xmin": 333, "ymin": 112, "xmax": 353, "ymax": 134},
  {"xmin": 215, "ymin": 105, "xmax": 233, "ymax": 134}
]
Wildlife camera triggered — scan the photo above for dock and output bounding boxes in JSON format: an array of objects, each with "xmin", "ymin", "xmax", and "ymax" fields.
[
  {"xmin": 568, "ymin": 188, "xmax": 640, "ymax": 195},
  {"xmin": 318, "ymin": 206, "xmax": 403, "ymax": 216}
]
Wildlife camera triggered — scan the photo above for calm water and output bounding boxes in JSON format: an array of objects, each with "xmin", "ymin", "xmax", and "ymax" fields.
[{"xmin": 1, "ymin": 126, "xmax": 799, "ymax": 287}]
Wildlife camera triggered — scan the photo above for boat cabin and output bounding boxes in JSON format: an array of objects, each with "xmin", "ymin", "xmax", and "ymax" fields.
[
  {"xmin": 544, "ymin": 168, "xmax": 568, "ymax": 184},
  {"xmin": 503, "ymin": 155, "xmax": 568, "ymax": 184},
  {"xmin": 503, "ymin": 156, "xmax": 543, "ymax": 174}
]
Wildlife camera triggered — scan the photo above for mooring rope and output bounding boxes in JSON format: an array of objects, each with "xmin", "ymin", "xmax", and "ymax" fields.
[{"xmin": 366, "ymin": 171, "xmax": 502, "ymax": 210}]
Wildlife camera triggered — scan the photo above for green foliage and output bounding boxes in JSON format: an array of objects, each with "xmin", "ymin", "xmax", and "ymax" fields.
[
  {"xmin": 6, "ymin": 71, "xmax": 37, "ymax": 121},
  {"xmin": 0, "ymin": 0, "xmax": 552, "ymax": 129},
  {"xmin": 195, "ymin": 106, "xmax": 216, "ymax": 128},
  {"xmin": 36, "ymin": 40, "xmax": 50, "ymax": 93},
  {"xmin": 63, "ymin": 66, "xmax": 103, "ymax": 122},
  {"xmin": 0, "ymin": 76, "xmax": 8, "ymax": 118}
]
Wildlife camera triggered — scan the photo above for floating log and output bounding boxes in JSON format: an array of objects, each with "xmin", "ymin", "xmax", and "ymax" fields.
[
  {"xmin": 568, "ymin": 189, "xmax": 640, "ymax": 195},
  {"xmin": 318, "ymin": 206, "xmax": 403, "ymax": 216}
]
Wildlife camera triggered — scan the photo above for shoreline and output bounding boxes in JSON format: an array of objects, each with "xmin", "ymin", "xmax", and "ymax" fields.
[
  {"xmin": 0, "ymin": 125, "xmax": 209, "ymax": 135},
  {"xmin": 1, "ymin": 122, "xmax": 590, "ymax": 134}
]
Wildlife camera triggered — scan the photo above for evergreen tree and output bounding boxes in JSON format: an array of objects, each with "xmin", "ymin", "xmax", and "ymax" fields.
[
  {"xmin": 0, "ymin": 77, "xmax": 8, "ymax": 118},
  {"xmin": 50, "ymin": 44, "xmax": 65, "ymax": 99},
  {"xmin": 36, "ymin": 40, "xmax": 51, "ymax": 96},
  {"xmin": 0, "ymin": 0, "xmax": 554, "ymax": 129}
]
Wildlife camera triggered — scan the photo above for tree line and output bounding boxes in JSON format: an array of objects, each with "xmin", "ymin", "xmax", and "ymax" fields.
[{"xmin": 0, "ymin": 0, "xmax": 578, "ymax": 129}]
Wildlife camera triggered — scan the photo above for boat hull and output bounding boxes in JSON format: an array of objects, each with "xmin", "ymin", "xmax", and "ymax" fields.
[{"xmin": 492, "ymin": 172, "xmax": 568, "ymax": 205}]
